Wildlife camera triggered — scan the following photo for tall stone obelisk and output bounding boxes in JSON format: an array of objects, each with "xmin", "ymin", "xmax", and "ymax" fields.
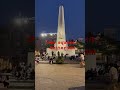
[
  {"xmin": 47, "ymin": 5, "xmax": 76, "ymax": 56},
  {"xmin": 57, "ymin": 5, "xmax": 66, "ymax": 42},
  {"xmin": 54, "ymin": 5, "xmax": 67, "ymax": 55}
]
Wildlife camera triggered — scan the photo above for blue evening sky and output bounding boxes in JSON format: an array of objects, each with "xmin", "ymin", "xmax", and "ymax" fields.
[{"xmin": 35, "ymin": 0, "xmax": 85, "ymax": 40}]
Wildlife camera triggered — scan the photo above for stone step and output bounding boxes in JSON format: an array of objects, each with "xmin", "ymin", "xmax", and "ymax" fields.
[
  {"xmin": 0, "ymin": 73, "xmax": 12, "ymax": 76},
  {"xmin": 9, "ymin": 77, "xmax": 15, "ymax": 79},
  {"xmin": 9, "ymin": 80, "xmax": 34, "ymax": 83},
  {"xmin": 86, "ymin": 83, "xmax": 105, "ymax": 89},
  {"xmin": 86, "ymin": 88, "xmax": 104, "ymax": 90},
  {"xmin": 86, "ymin": 80, "xmax": 106, "ymax": 83},
  {"xmin": 9, "ymin": 83, "xmax": 34, "ymax": 87},
  {"xmin": 8, "ymin": 79, "xmax": 34, "ymax": 89},
  {"xmin": 8, "ymin": 89, "xmax": 33, "ymax": 90},
  {"xmin": 8, "ymin": 86, "xmax": 34, "ymax": 89}
]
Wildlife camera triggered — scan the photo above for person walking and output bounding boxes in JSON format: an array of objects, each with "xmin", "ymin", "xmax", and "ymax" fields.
[
  {"xmin": 108, "ymin": 64, "xmax": 118, "ymax": 90},
  {"xmin": 80, "ymin": 54, "xmax": 85, "ymax": 68},
  {"xmin": 49, "ymin": 56, "xmax": 54, "ymax": 64}
]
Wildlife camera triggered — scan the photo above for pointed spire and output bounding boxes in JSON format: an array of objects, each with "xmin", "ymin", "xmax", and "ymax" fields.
[{"xmin": 57, "ymin": 5, "xmax": 65, "ymax": 40}]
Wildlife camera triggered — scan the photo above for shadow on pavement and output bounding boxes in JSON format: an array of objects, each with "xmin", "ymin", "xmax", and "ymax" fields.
[{"xmin": 68, "ymin": 86, "xmax": 85, "ymax": 90}]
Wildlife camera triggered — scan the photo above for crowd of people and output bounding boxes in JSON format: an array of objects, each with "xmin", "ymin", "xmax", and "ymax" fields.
[
  {"xmin": 35, "ymin": 50, "xmax": 86, "ymax": 67},
  {"xmin": 86, "ymin": 63, "xmax": 120, "ymax": 89},
  {"xmin": 12, "ymin": 62, "xmax": 35, "ymax": 80},
  {"xmin": 0, "ymin": 68, "xmax": 11, "ymax": 88},
  {"xmin": 86, "ymin": 68, "xmax": 97, "ymax": 80},
  {"xmin": 35, "ymin": 51, "xmax": 85, "ymax": 66},
  {"xmin": 0, "ymin": 62, "xmax": 35, "ymax": 88}
]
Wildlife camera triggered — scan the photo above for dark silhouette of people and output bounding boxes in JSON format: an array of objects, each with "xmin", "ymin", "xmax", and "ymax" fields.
[
  {"xmin": 49, "ymin": 57, "xmax": 53, "ymax": 64},
  {"xmin": 57, "ymin": 51, "xmax": 60, "ymax": 57},
  {"xmin": 48, "ymin": 56, "xmax": 50, "ymax": 60},
  {"xmin": 3, "ymin": 75, "xmax": 9, "ymax": 88},
  {"xmin": 61, "ymin": 53, "xmax": 64, "ymax": 57},
  {"xmin": 52, "ymin": 51, "xmax": 54, "ymax": 57}
]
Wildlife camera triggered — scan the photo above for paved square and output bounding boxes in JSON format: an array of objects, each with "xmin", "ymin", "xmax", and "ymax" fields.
[{"xmin": 35, "ymin": 64, "xmax": 85, "ymax": 90}]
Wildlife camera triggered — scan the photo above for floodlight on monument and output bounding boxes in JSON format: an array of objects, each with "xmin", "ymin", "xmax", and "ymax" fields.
[
  {"xmin": 50, "ymin": 33, "xmax": 53, "ymax": 36},
  {"xmin": 44, "ymin": 33, "xmax": 47, "ymax": 36},
  {"xmin": 41, "ymin": 33, "xmax": 44, "ymax": 37},
  {"xmin": 41, "ymin": 33, "xmax": 47, "ymax": 37}
]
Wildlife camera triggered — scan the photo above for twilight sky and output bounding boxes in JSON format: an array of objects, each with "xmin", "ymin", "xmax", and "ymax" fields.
[
  {"xmin": 35, "ymin": 0, "xmax": 85, "ymax": 40},
  {"xmin": 86, "ymin": 0, "xmax": 120, "ymax": 33}
]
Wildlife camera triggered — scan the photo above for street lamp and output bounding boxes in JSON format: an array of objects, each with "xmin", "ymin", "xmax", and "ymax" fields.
[
  {"xmin": 41, "ymin": 33, "xmax": 47, "ymax": 37},
  {"xmin": 13, "ymin": 17, "xmax": 29, "ymax": 26},
  {"xmin": 41, "ymin": 33, "xmax": 44, "ymax": 37},
  {"xmin": 40, "ymin": 33, "xmax": 57, "ymax": 37},
  {"xmin": 50, "ymin": 33, "xmax": 53, "ymax": 36}
]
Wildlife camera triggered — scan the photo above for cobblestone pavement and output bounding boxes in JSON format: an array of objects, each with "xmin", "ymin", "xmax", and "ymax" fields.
[{"xmin": 35, "ymin": 64, "xmax": 85, "ymax": 90}]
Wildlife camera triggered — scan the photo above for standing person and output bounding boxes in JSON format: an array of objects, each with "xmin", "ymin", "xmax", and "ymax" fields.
[
  {"xmin": 3, "ymin": 75, "xmax": 9, "ymax": 88},
  {"xmin": 49, "ymin": 56, "xmax": 51, "ymax": 64},
  {"xmin": 46, "ymin": 53, "xmax": 48, "ymax": 60},
  {"xmin": 118, "ymin": 66, "xmax": 120, "ymax": 83},
  {"xmin": 49, "ymin": 57, "xmax": 53, "ymax": 64},
  {"xmin": 48, "ymin": 56, "xmax": 50, "ymax": 61},
  {"xmin": 108, "ymin": 64, "xmax": 118, "ymax": 90},
  {"xmin": 61, "ymin": 53, "xmax": 64, "ymax": 57},
  {"xmin": 52, "ymin": 51, "xmax": 54, "ymax": 57},
  {"xmin": 51, "ymin": 57, "xmax": 53, "ymax": 64},
  {"xmin": 57, "ymin": 51, "xmax": 60, "ymax": 57},
  {"xmin": 80, "ymin": 54, "xmax": 85, "ymax": 68}
]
